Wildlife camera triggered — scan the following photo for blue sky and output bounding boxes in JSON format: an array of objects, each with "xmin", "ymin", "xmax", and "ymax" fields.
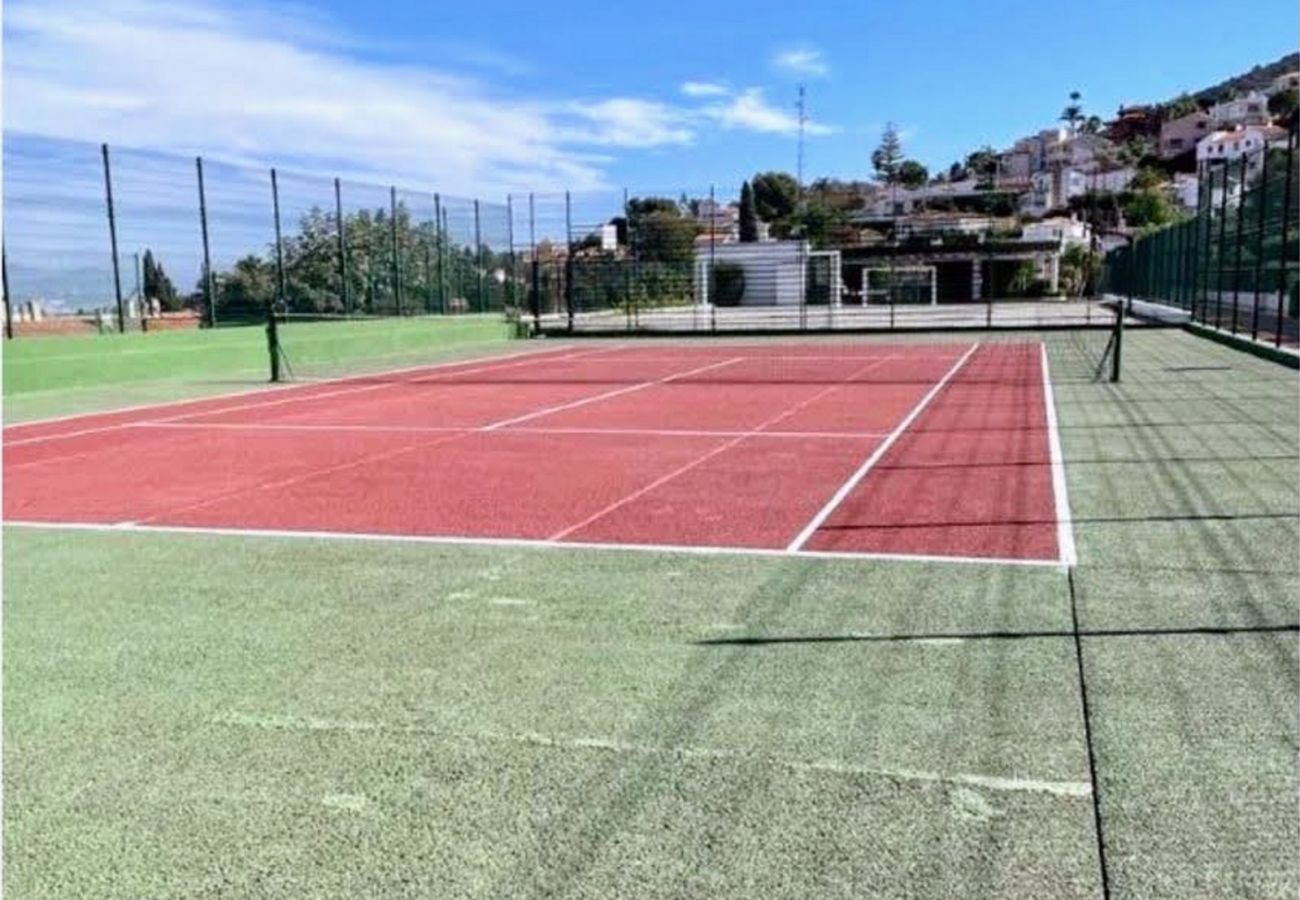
[{"xmin": 4, "ymin": 0, "xmax": 1297, "ymax": 197}]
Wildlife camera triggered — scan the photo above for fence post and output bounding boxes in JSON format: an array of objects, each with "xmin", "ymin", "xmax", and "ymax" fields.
[
  {"xmin": 2, "ymin": 243, "xmax": 12, "ymax": 339},
  {"xmin": 1230, "ymin": 153, "xmax": 1249, "ymax": 334},
  {"xmin": 506, "ymin": 194, "xmax": 517, "ymax": 321},
  {"xmin": 1276, "ymin": 128, "xmax": 1295, "ymax": 348},
  {"xmin": 1214, "ymin": 165, "xmax": 1229, "ymax": 330},
  {"xmin": 623, "ymin": 187, "xmax": 633, "ymax": 332},
  {"xmin": 271, "ymin": 168, "xmax": 287, "ymax": 311},
  {"xmin": 528, "ymin": 193, "xmax": 539, "ymax": 327},
  {"xmin": 101, "ymin": 144, "xmax": 126, "ymax": 333},
  {"xmin": 390, "ymin": 186, "xmax": 402, "ymax": 315},
  {"xmin": 423, "ymin": 209, "xmax": 434, "ymax": 314},
  {"xmin": 564, "ymin": 191, "xmax": 574, "ymax": 332},
  {"xmin": 1251, "ymin": 138, "xmax": 1271, "ymax": 341},
  {"xmin": 442, "ymin": 206, "xmax": 452, "ymax": 313},
  {"xmin": 434, "ymin": 193, "xmax": 444, "ymax": 313},
  {"xmin": 334, "ymin": 177, "xmax": 349, "ymax": 313},
  {"xmin": 708, "ymin": 185, "xmax": 717, "ymax": 335},
  {"xmin": 1194, "ymin": 168, "xmax": 1212, "ymax": 324},
  {"xmin": 194, "ymin": 155, "xmax": 216, "ymax": 328},
  {"xmin": 474, "ymin": 199, "xmax": 484, "ymax": 313}
]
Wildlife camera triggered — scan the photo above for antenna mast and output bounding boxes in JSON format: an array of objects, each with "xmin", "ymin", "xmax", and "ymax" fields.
[{"xmin": 796, "ymin": 84, "xmax": 807, "ymax": 202}]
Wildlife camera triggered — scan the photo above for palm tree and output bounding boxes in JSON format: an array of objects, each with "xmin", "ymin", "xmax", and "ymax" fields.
[{"xmin": 1061, "ymin": 91, "xmax": 1084, "ymax": 134}]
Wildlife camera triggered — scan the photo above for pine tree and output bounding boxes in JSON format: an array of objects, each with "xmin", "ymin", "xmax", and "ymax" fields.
[
  {"xmin": 738, "ymin": 181, "xmax": 758, "ymax": 243},
  {"xmin": 871, "ymin": 124, "xmax": 904, "ymax": 186}
]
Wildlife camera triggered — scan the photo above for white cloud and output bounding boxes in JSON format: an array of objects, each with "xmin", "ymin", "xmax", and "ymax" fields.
[
  {"xmin": 680, "ymin": 81, "xmax": 729, "ymax": 98},
  {"xmin": 3, "ymin": 0, "xmax": 838, "ymax": 195},
  {"xmin": 2, "ymin": 0, "xmax": 680, "ymax": 194},
  {"xmin": 772, "ymin": 47, "xmax": 829, "ymax": 78},
  {"xmin": 563, "ymin": 99, "xmax": 693, "ymax": 147},
  {"xmin": 705, "ymin": 89, "xmax": 834, "ymax": 137}
]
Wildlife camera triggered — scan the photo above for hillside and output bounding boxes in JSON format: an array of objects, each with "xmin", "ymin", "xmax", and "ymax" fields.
[{"xmin": 1187, "ymin": 52, "xmax": 1299, "ymax": 104}]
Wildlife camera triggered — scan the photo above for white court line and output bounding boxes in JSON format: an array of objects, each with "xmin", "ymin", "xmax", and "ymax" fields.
[
  {"xmin": 2, "ymin": 520, "xmax": 1065, "ymax": 568},
  {"xmin": 3, "ymin": 345, "xmax": 612, "ymax": 448},
  {"xmin": 119, "ymin": 357, "xmax": 739, "ymax": 527},
  {"xmin": 479, "ymin": 356, "xmax": 744, "ymax": 431},
  {"xmin": 1040, "ymin": 344, "xmax": 1078, "ymax": 567},
  {"xmin": 129, "ymin": 421, "xmax": 892, "ymax": 441},
  {"xmin": 549, "ymin": 354, "xmax": 900, "ymax": 541},
  {"xmin": 785, "ymin": 343, "xmax": 980, "ymax": 552}
]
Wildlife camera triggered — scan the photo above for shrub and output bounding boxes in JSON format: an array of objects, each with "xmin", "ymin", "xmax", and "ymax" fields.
[{"xmin": 710, "ymin": 262, "xmax": 746, "ymax": 307}]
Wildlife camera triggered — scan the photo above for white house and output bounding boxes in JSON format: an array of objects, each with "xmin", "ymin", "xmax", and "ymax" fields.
[
  {"xmin": 1209, "ymin": 91, "xmax": 1271, "ymax": 128},
  {"xmin": 1020, "ymin": 167, "xmax": 1135, "ymax": 216},
  {"xmin": 695, "ymin": 241, "xmax": 820, "ymax": 306},
  {"xmin": 1197, "ymin": 125, "xmax": 1288, "ymax": 169},
  {"xmin": 1173, "ymin": 173, "xmax": 1200, "ymax": 210},
  {"xmin": 1042, "ymin": 131, "xmax": 1113, "ymax": 172},
  {"xmin": 1021, "ymin": 217, "xmax": 1091, "ymax": 248}
]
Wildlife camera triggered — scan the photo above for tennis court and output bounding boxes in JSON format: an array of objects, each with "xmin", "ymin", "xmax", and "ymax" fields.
[
  {"xmin": 4, "ymin": 323, "xmax": 1296, "ymax": 900},
  {"xmin": 4, "ymin": 338, "xmax": 1074, "ymax": 564}
]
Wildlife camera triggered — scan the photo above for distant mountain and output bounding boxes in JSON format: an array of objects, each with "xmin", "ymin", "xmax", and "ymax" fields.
[{"xmin": 1185, "ymin": 52, "xmax": 1299, "ymax": 105}]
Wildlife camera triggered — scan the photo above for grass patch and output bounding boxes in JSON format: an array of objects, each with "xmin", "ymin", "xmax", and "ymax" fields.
[{"xmin": 3, "ymin": 315, "xmax": 514, "ymax": 423}]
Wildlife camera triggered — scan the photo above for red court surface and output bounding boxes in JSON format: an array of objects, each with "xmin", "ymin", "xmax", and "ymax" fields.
[{"xmin": 4, "ymin": 341, "xmax": 1075, "ymax": 565}]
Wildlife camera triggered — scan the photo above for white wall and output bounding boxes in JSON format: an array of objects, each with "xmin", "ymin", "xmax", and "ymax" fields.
[{"xmin": 694, "ymin": 241, "xmax": 811, "ymax": 306}]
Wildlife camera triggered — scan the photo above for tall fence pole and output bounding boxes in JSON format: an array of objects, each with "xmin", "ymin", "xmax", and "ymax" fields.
[
  {"xmin": 271, "ymin": 168, "xmax": 287, "ymax": 310},
  {"xmin": 2, "ymin": 243, "xmax": 12, "ymax": 339},
  {"xmin": 1230, "ymin": 153, "xmax": 1248, "ymax": 335},
  {"xmin": 623, "ymin": 187, "xmax": 633, "ymax": 331},
  {"xmin": 1194, "ymin": 168, "xmax": 1212, "ymax": 325},
  {"xmin": 434, "ymin": 193, "xmax": 445, "ymax": 313},
  {"xmin": 390, "ymin": 186, "xmax": 402, "ymax": 315},
  {"xmin": 529, "ymin": 193, "xmax": 539, "ymax": 328},
  {"xmin": 708, "ymin": 185, "xmax": 717, "ymax": 334},
  {"xmin": 334, "ymin": 177, "xmax": 349, "ymax": 314},
  {"xmin": 1276, "ymin": 128, "xmax": 1295, "ymax": 348},
  {"xmin": 506, "ymin": 194, "xmax": 517, "ymax": 321},
  {"xmin": 1251, "ymin": 138, "xmax": 1271, "ymax": 341},
  {"xmin": 194, "ymin": 155, "xmax": 216, "ymax": 328},
  {"xmin": 474, "ymin": 199, "xmax": 484, "ymax": 313},
  {"xmin": 102, "ymin": 144, "xmax": 126, "ymax": 333},
  {"xmin": 423, "ymin": 208, "xmax": 435, "ymax": 314},
  {"xmin": 1214, "ymin": 165, "xmax": 1229, "ymax": 330},
  {"xmin": 441, "ymin": 206, "xmax": 452, "ymax": 312},
  {"xmin": 564, "ymin": 191, "xmax": 574, "ymax": 332}
]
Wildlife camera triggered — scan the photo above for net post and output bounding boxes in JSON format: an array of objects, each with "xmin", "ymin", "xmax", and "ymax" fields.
[
  {"xmin": 1110, "ymin": 294, "xmax": 1123, "ymax": 383},
  {"xmin": 391, "ymin": 186, "xmax": 403, "ymax": 316},
  {"xmin": 2, "ymin": 242, "xmax": 13, "ymax": 340},
  {"xmin": 194, "ymin": 154, "xmax": 216, "ymax": 329},
  {"xmin": 265, "ymin": 304, "xmax": 281, "ymax": 383},
  {"xmin": 334, "ymin": 177, "xmax": 349, "ymax": 314},
  {"xmin": 271, "ymin": 167, "xmax": 287, "ymax": 310},
  {"xmin": 1251, "ymin": 135, "xmax": 1270, "ymax": 341}
]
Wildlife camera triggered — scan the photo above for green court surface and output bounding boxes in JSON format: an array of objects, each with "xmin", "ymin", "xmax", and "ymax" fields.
[
  {"xmin": 4, "ymin": 328, "xmax": 1297, "ymax": 898},
  {"xmin": 2, "ymin": 314, "xmax": 513, "ymax": 423}
]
